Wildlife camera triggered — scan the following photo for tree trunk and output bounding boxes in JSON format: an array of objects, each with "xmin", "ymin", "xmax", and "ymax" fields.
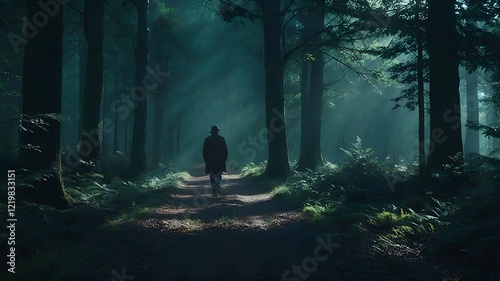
[
  {"xmin": 78, "ymin": 0, "xmax": 105, "ymax": 163},
  {"xmin": 127, "ymin": 0, "xmax": 149, "ymax": 176},
  {"xmin": 114, "ymin": 74, "xmax": 119, "ymax": 151},
  {"xmin": 18, "ymin": 0, "xmax": 71, "ymax": 209},
  {"xmin": 101, "ymin": 77, "xmax": 107, "ymax": 155},
  {"xmin": 416, "ymin": 0, "xmax": 426, "ymax": 174},
  {"xmin": 308, "ymin": 4, "xmax": 325, "ymax": 168},
  {"xmin": 297, "ymin": 54, "xmax": 312, "ymax": 170},
  {"xmin": 262, "ymin": 0, "xmax": 290, "ymax": 177},
  {"xmin": 78, "ymin": 23, "xmax": 87, "ymax": 145},
  {"xmin": 464, "ymin": 70, "xmax": 479, "ymax": 154},
  {"xmin": 153, "ymin": 60, "xmax": 167, "ymax": 167},
  {"xmin": 124, "ymin": 117, "xmax": 129, "ymax": 153},
  {"xmin": 426, "ymin": 0, "xmax": 463, "ymax": 171},
  {"xmin": 297, "ymin": 4, "xmax": 325, "ymax": 170}
]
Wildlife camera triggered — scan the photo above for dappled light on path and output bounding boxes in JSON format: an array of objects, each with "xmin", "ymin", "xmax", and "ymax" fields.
[{"xmin": 138, "ymin": 166, "xmax": 304, "ymax": 233}]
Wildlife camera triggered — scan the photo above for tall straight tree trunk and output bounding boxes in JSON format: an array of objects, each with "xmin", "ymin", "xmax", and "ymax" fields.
[
  {"xmin": 18, "ymin": 0, "xmax": 71, "ymax": 209},
  {"xmin": 308, "ymin": 3, "xmax": 325, "ymax": 167},
  {"xmin": 309, "ymin": 44, "xmax": 325, "ymax": 166},
  {"xmin": 297, "ymin": 2, "xmax": 325, "ymax": 171},
  {"xmin": 464, "ymin": 71, "xmax": 479, "ymax": 154},
  {"xmin": 101, "ymin": 78, "xmax": 107, "ymax": 154},
  {"xmin": 114, "ymin": 74, "xmax": 119, "ymax": 151},
  {"xmin": 416, "ymin": 0, "xmax": 426, "ymax": 174},
  {"xmin": 297, "ymin": 55, "xmax": 312, "ymax": 170},
  {"xmin": 78, "ymin": 24, "xmax": 87, "ymax": 144},
  {"xmin": 152, "ymin": 60, "xmax": 167, "ymax": 167},
  {"xmin": 426, "ymin": 0, "xmax": 463, "ymax": 171},
  {"xmin": 78, "ymin": 0, "xmax": 105, "ymax": 163},
  {"xmin": 262, "ymin": 0, "xmax": 290, "ymax": 177},
  {"xmin": 127, "ymin": 0, "xmax": 149, "ymax": 176}
]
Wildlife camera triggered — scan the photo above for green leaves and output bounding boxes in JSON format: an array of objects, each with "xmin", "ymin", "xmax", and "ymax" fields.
[{"xmin": 340, "ymin": 136, "xmax": 374, "ymax": 161}]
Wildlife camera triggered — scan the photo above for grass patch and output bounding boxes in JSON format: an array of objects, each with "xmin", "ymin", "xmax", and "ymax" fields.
[
  {"xmin": 107, "ymin": 206, "xmax": 153, "ymax": 226},
  {"xmin": 302, "ymin": 202, "xmax": 337, "ymax": 221},
  {"xmin": 214, "ymin": 213, "xmax": 237, "ymax": 227},
  {"xmin": 180, "ymin": 217, "xmax": 203, "ymax": 232}
]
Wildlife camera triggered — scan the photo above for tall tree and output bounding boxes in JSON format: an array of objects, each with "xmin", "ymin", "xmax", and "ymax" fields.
[
  {"xmin": 416, "ymin": 0, "xmax": 426, "ymax": 174},
  {"xmin": 78, "ymin": 0, "xmax": 105, "ymax": 163},
  {"xmin": 217, "ymin": 0, "xmax": 291, "ymax": 176},
  {"xmin": 151, "ymin": 15, "xmax": 170, "ymax": 168},
  {"xmin": 378, "ymin": 0, "xmax": 430, "ymax": 174},
  {"xmin": 127, "ymin": 0, "xmax": 149, "ymax": 176},
  {"xmin": 18, "ymin": 0, "xmax": 71, "ymax": 209},
  {"xmin": 427, "ymin": 0, "xmax": 463, "ymax": 170},
  {"xmin": 297, "ymin": 1, "xmax": 325, "ymax": 171},
  {"xmin": 464, "ymin": 70, "xmax": 479, "ymax": 154},
  {"xmin": 261, "ymin": 0, "xmax": 290, "ymax": 176}
]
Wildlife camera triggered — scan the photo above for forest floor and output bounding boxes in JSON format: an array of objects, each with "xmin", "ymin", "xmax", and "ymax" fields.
[{"xmin": 2, "ymin": 161, "xmax": 499, "ymax": 281}]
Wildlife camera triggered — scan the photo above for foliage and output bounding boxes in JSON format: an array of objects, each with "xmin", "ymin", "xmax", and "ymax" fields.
[
  {"xmin": 241, "ymin": 161, "xmax": 267, "ymax": 177},
  {"xmin": 65, "ymin": 169, "xmax": 187, "ymax": 208},
  {"xmin": 273, "ymin": 137, "xmax": 416, "ymax": 222},
  {"xmin": 0, "ymin": 167, "xmax": 187, "ymax": 280},
  {"xmin": 214, "ymin": 213, "xmax": 237, "ymax": 227},
  {"xmin": 337, "ymin": 137, "xmax": 399, "ymax": 189},
  {"xmin": 368, "ymin": 205, "xmax": 445, "ymax": 238},
  {"xmin": 466, "ymin": 121, "xmax": 500, "ymax": 140},
  {"xmin": 339, "ymin": 136, "xmax": 374, "ymax": 162},
  {"xmin": 302, "ymin": 202, "xmax": 337, "ymax": 221}
]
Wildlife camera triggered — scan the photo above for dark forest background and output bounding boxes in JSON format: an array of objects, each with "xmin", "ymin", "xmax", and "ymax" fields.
[{"xmin": 0, "ymin": 0, "xmax": 499, "ymax": 280}]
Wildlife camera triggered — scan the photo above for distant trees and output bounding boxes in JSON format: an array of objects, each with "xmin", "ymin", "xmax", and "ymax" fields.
[
  {"xmin": 464, "ymin": 70, "xmax": 479, "ymax": 154},
  {"xmin": 460, "ymin": 3, "xmax": 500, "ymax": 155},
  {"xmin": 127, "ymin": 0, "xmax": 149, "ymax": 176},
  {"xmin": 384, "ymin": 0, "xmax": 500, "ymax": 171},
  {"xmin": 151, "ymin": 14, "xmax": 172, "ymax": 168},
  {"xmin": 218, "ymin": 0, "xmax": 291, "ymax": 176},
  {"xmin": 18, "ymin": 0, "xmax": 71, "ymax": 209},
  {"xmin": 380, "ymin": 0, "xmax": 429, "ymax": 174}
]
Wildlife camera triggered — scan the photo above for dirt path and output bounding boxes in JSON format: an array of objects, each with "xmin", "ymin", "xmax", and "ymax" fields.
[
  {"xmin": 88, "ymin": 166, "xmax": 340, "ymax": 281},
  {"xmin": 140, "ymin": 165, "xmax": 305, "ymax": 232}
]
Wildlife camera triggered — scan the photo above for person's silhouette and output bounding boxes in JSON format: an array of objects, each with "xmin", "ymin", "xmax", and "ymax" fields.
[{"xmin": 202, "ymin": 125, "xmax": 228, "ymax": 197}]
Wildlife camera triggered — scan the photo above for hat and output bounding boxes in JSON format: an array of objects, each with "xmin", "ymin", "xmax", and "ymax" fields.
[{"xmin": 210, "ymin": 125, "xmax": 220, "ymax": 134}]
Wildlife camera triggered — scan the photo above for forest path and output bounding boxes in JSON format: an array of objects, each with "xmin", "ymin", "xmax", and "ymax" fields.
[
  {"xmin": 90, "ymin": 165, "xmax": 342, "ymax": 281},
  {"xmin": 141, "ymin": 164, "xmax": 304, "ymax": 232}
]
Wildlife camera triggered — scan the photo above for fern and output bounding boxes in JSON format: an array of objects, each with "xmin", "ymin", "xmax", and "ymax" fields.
[{"xmin": 340, "ymin": 136, "xmax": 374, "ymax": 162}]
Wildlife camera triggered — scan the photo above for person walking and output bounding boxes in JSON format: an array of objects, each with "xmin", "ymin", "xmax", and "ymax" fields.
[{"xmin": 203, "ymin": 125, "xmax": 228, "ymax": 197}]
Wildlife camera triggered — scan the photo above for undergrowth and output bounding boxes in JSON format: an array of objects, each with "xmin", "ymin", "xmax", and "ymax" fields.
[
  {"xmin": 264, "ymin": 137, "xmax": 500, "ymax": 280},
  {"xmin": 0, "ymin": 168, "xmax": 187, "ymax": 281},
  {"xmin": 241, "ymin": 161, "xmax": 267, "ymax": 177}
]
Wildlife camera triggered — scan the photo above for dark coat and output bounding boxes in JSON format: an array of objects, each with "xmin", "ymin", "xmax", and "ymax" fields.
[{"xmin": 203, "ymin": 133, "xmax": 228, "ymax": 174}]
